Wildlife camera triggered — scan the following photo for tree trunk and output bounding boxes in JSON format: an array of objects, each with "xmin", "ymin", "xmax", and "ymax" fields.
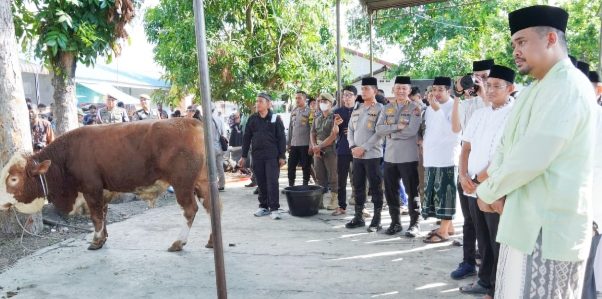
[
  {"xmin": 51, "ymin": 52, "xmax": 78, "ymax": 136},
  {"xmin": 0, "ymin": 0, "xmax": 43, "ymax": 235}
]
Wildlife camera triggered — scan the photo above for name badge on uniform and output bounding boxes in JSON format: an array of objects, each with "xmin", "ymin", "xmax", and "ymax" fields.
[{"xmin": 386, "ymin": 107, "xmax": 395, "ymax": 115}]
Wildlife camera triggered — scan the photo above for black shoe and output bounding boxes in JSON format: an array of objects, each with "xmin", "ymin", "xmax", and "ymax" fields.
[
  {"xmin": 367, "ymin": 208, "xmax": 382, "ymax": 232},
  {"xmin": 218, "ymin": 187, "xmax": 225, "ymax": 192},
  {"xmin": 405, "ymin": 224, "xmax": 420, "ymax": 238},
  {"xmin": 253, "ymin": 188, "xmax": 259, "ymax": 195},
  {"xmin": 345, "ymin": 217, "xmax": 365, "ymax": 229},
  {"xmin": 245, "ymin": 182, "xmax": 257, "ymax": 187},
  {"xmin": 385, "ymin": 223, "xmax": 402, "ymax": 235}
]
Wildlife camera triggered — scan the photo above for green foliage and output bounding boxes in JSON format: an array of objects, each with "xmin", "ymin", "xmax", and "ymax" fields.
[
  {"xmin": 348, "ymin": 0, "xmax": 601, "ymax": 82},
  {"xmin": 12, "ymin": 0, "xmax": 139, "ymax": 76},
  {"xmin": 145, "ymin": 0, "xmax": 347, "ymax": 111}
]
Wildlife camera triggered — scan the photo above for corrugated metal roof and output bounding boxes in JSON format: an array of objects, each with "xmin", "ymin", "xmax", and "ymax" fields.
[
  {"xmin": 19, "ymin": 60, "xmax": 50, "ymax": 75},
  {"xmin": 360, "ymin": 0, "xmax": 448, "ymax": 12}
]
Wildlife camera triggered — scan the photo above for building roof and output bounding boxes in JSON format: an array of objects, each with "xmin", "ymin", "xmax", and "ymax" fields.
[
  {"xmin": 76, "ymin": 63, "xmax": 169, "ymax": 89},
  {"xmin": 360, "ymin": 0, "xmax": 448, "ymax": 12},
  {"xmin": 343, "ymin": 47, "xmax": 398, "ymax": 68}
]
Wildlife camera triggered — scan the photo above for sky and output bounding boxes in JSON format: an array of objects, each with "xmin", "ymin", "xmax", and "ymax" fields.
[{"xmin": 118, "ymin": 0, "xmax": 403, "ymax": 76}]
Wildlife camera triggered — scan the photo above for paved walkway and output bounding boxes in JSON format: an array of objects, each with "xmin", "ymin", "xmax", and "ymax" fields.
[{"xmin": 0, "ymin": 172, "xmax": 473, "ymax": 299}]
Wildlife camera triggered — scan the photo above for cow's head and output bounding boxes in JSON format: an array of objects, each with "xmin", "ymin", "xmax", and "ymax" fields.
[{"xmin": 0, "ymin": 151, "xmax": 51, "ymax": 214}]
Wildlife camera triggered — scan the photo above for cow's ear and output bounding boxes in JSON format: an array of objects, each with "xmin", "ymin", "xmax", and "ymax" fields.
[{"xmin": 31, "ymin": 160, "xmax": 51, "ymax": 176}]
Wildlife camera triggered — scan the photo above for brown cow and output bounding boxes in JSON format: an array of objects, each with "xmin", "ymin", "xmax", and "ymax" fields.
[{"xmin": 0, "ymin": 118, "xmax": 214, "ymax": 251}]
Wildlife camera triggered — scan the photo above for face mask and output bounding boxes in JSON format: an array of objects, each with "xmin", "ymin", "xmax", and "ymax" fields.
[{"xmin": 319, "ymin": 103, "xmax": 330, "ymax": 112}]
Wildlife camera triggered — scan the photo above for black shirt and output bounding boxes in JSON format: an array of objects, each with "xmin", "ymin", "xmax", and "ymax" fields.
[{"xmin": 242, "ymin": 110, "xmax": 286, "ymax": 160}]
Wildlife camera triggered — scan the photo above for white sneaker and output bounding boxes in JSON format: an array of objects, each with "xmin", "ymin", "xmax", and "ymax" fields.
[
  {"xmin": 270, "ymin": 210, "xmax": 282, "ymax": 220},
  {"xmin": 254, "ymin": 208, "xmax": 270, "ymax": 217}
]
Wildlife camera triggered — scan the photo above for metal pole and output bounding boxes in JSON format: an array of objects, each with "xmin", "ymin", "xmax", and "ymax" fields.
[
  {"xmin": 192, "ymin": 0, "xmax": 227, "ymax": 298},
  {"xmin": 336, "ymin": 0, "xmax": 342, "ymax": 103},
  {"xmin": 369, "ymin": 10, "xmax": 373, "ymax": 76}
]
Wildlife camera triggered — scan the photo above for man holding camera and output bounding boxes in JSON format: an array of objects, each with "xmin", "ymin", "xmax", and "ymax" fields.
[{"xmin": 449, "ymin": 59, "xmax": 494, "ymax": 280}]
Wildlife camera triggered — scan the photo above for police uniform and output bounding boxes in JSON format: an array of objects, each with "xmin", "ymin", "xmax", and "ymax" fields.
[
  {"xmin": 287, "ymin": 105, "xmax": 311, "ymax": 186},
  {"xmin": 375, "ymin": 76, "xmax": 423, "ymax": 236},
  {"xmin": 242, "ymin": 109, "xmax": 286, "ymax": 212},
  {"xmin": 346, "ymin": 77, "xmax": 385, "ymax": 231},
  {"xmin": 96, "ymin": 107, "xmax": 129, "ymax": 124},
  {"xmin": 131, "ymin": 108, "xmax": 160, "ymax": 121},
  {"xmin": 311, "ymin": 95, "xmax": 338, "ymax": 210}
]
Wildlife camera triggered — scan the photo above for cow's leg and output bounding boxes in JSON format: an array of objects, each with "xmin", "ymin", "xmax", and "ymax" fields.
[
  {"xmin": 168, "ymin": 187, "xmax": 198, "ymax": 252},
  {"xmin": 195, "ymin": 181, "xmax": 217, "ymax": 249},
  {"xmin": 84, "ymin": 192, "xmax": 108, "ymax": 250}
]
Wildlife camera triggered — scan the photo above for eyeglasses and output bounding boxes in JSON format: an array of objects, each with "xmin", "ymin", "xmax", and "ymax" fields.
[
  {"xmin": 343, "ymin": 92, "xmax": 355, "ymax": 97},
  {"xmin": 485, "ymin": 84, "xmax": 508, "ymax": 90}
]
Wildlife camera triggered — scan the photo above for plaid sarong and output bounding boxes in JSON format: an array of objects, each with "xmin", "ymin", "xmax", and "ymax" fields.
[{"xmin": 421, "ymin": 166, "xmax": 457, "ymax": 220}]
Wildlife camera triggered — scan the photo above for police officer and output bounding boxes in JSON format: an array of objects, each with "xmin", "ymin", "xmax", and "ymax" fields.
[
  {"xmin": 96, "ymin": 94, "xmax": 129, "ymax": 124},
  {"xmin": 346, "ymin": 77, "xmax": 385, "ymax": 231},
  {"xmin": 287, "ymin": 91, "xmax": 312, "ymax": 187},
  {"xmin": 376, "ymin": 76, "xmax": 423, "ymax": 237},
  {"xmin": 131, "ymin": 94, "xmax": 160, "ymax": 121},
  {"xmin": 239, "ymin": 93, "xmax": 286, "ymax": 220}
]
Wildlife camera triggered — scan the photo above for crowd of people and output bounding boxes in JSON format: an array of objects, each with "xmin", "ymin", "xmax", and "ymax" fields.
[
  {"xmin": 20, "ymin": 4, "xmax": 602, "ymax": 298},
  {"xmin": 237, "ymin": 5, "xmax": 602, "ymax": 298}
]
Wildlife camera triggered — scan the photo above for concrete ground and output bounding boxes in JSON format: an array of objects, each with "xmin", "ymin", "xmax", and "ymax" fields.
[{"xmin": 0, "ymin": 171, "xmax": 477, "ymax": 299}]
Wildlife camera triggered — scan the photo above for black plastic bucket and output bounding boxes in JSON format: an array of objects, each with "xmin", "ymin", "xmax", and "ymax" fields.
[{"xmin": 283, "ymin": 185, "xmax": 323, "ymax": 217}]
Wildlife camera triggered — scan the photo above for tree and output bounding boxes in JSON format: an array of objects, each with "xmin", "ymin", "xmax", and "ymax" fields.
[
  {"xmin": 0, "ymin": 0, "xmax": 42, "ymax": 235},
  {"xmin": 144, "ymin": 0, "xmax": 347, "ymax": 112},
  {"xmin": 12, "ymin": 0, "xmax": 138, "ymax": 135},
  {"xmin": 348, "ymin": 0, "xmax": 601, "ymax": 81}
]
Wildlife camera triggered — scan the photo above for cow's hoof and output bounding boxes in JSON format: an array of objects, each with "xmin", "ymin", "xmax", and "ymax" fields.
[
  {"xmin": 205, "ymin": 242, "xmax": 213, "ymax": 249},
  {"xmin": 168, "ymin": 240, "xmax": 184, "ymax": 252},
  {"xmin": 88, "ymin": 243, "xmax": 104, "ymax": 250}
]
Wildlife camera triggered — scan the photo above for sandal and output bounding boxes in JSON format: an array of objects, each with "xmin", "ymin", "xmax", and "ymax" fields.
[
  {"xmin": 423, "ymin": 232, "xmax": 450, "ymax": 244},
  {"xmin": 427, "ymin": 228, "xmax": 455, "ymax": 237}
]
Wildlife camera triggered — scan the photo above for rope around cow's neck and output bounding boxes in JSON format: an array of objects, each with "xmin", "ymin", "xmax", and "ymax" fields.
[{"xmin": 31, "ymin": 159, "xmax": 49, "ymax": 201}]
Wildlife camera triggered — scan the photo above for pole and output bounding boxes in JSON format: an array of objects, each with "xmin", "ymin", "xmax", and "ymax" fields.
[
  {"xmin": 336, "ymin": 0, "xmax": 342, "ymax": 103},
  {"xmin": 369, "ymin": 10, "xmax": 373, "ymax": 76},
  {"xmin": 192, "ymin": 0, "xmax": 227, "ymax": 298}
]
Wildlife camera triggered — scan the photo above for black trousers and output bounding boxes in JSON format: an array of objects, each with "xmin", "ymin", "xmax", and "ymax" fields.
[
  {"xmin": 384, "ymin": 161, "xmax": 420, "ymax": 225},
  {"xmin": 287, "ymin": 146, "xmax": 311, "ymax": 186},
  {"xmin": 352, "ymin": 158, "xmax": 383, "ymax": 208},
  {"xmin": 468, "ymin": 196, "xmax": 500, "ymax": 297},
  {"xmin": 458, "ymin": 182, "xmax": 477, "ymax": 266},
  {"xmin": 253, "ymin": 159, "xmax": 280, "ymax": 211},
  {"xmin": 336, "ymin": 154, "xmax": 353, "ymax": 209}
]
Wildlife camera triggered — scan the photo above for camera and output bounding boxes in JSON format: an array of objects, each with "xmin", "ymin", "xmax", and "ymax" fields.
[{"xmin": 457, "ymin": 74, "xmax": 479, "ymax": 97}]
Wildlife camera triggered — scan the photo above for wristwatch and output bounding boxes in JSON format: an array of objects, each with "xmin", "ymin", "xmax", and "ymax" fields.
[{"xmin": 472, "ymin": 175, "xmax": 481, "ymax": 185}]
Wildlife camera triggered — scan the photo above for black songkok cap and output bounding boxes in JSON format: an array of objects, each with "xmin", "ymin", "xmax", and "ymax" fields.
[
  {"xmin": 488, "ymin": 65, "xmax": 516, "ymax": 84},
  {"xmin": 568, "ymin": 55, "xmax": 577, "ymax": 66},
  {"xmin": 589, "ymin": 71, "xmax": 600, "ymax": 83},
  {"xmin": 432, "ymin": 77, "xmax": 452, "ymax": 87},
  {"xmin": 473, "ymin": 59, "xmax": 495, "ymax": 72},
  {"xmin": 343, "ymin": 85, "xmax": 357, "ymax": 95},
  {"xmin": 361, "ymin": 77, "xmax": 378, "ymax": 86},
  {"xmin": 394, "ymin": 76, "xmax": 411, "ymax": 85},
  {"xmin": 508, "ymin": 5, "xmax": 569, "ymax": 36},
  {"xmin": 576, "ymin": 61, "xmax": 590, "ymax": 76}
]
